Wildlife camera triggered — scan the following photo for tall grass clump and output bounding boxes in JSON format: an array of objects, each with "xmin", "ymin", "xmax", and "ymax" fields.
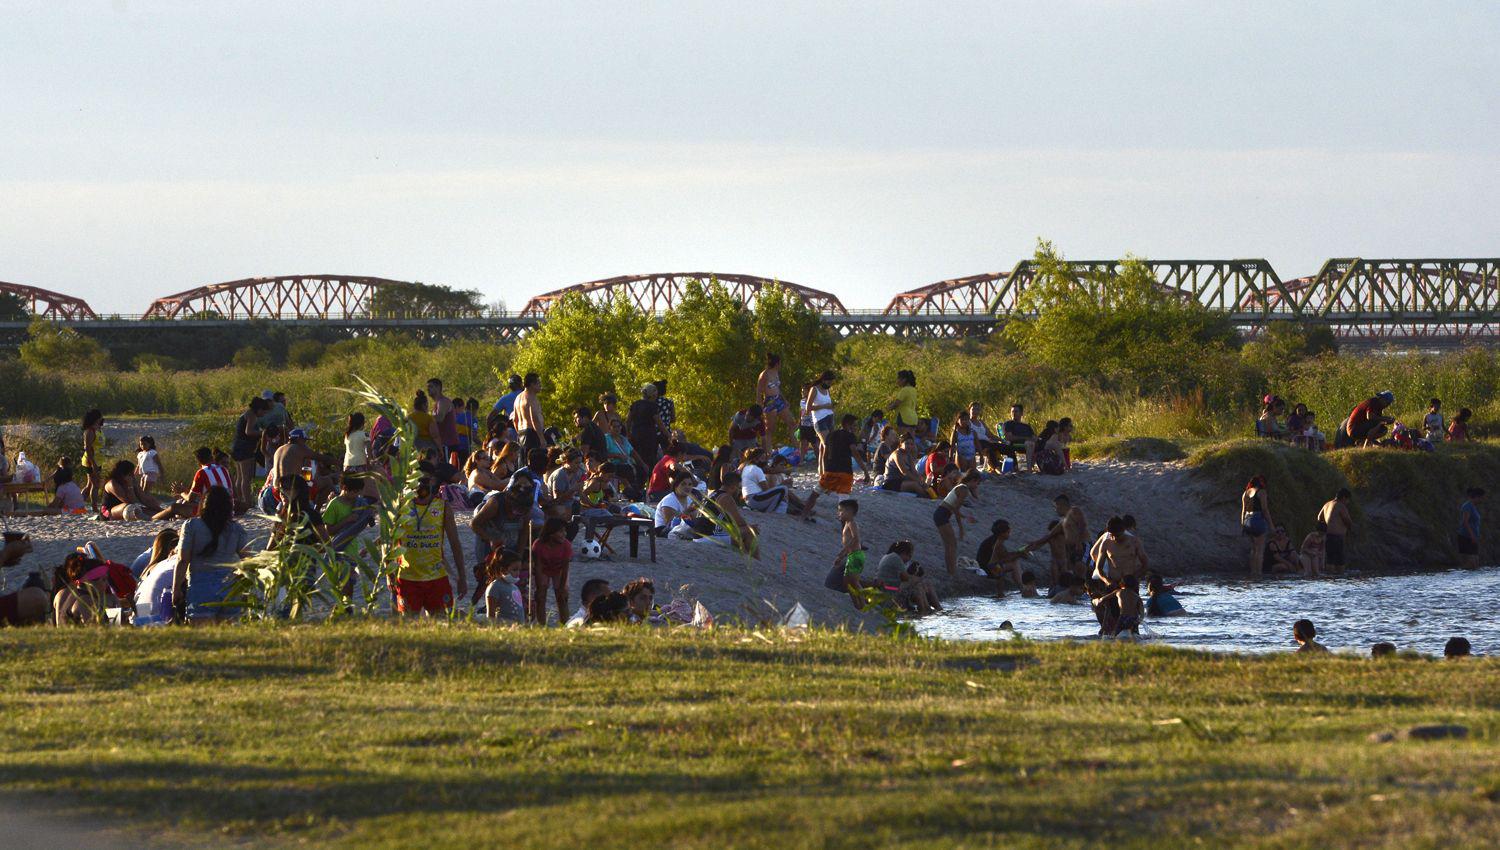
[{"xmin": 1186, "ymin": 439, "xmax": 1351, "ymax": 544}]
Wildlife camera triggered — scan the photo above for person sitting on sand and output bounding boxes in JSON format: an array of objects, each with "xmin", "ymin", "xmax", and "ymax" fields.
[
  {"xmin": 623, "ymin": 577, "xmax": 658, "ymax": 625},
  {"xmin": 170, "ymin": 486, "xmax": 252, "ymax": 624},
  {"xmin": 1457, "ymin": 487, "xmax": 1484, "ymax": 570},
  {"xmin": 566, "ymin": 578, "xmax": 612, "ymax": 628},
  {"xmin": 1447, "ymin": 407, "xmax": 1472, "ymax": 442},
  {"xmin": 0, "ymin": 534, "xmax": 51, "ymax": 627},
  {"xmin": 1255, "ymin": 395, "xmax": 1287, "ymax": 439},
  {"xmin": 1317, "ymin": 489, "xmax": 1353, "ymax": 574},
  {"xmin": 102, "ymin": 460, "xmax": 162, "ymax": 520},
  {"xmin": 1293, "ymin": 618, "xmax": 1329, "ymax": 653},
  {"xmin": 653, "ymin": 473, "xmax": 700, "ymax": 538},
  {"xmin": 1032, "ymin": 420, "xmax": 1065, "ymax": 475},
  {"xmin": 1145, "ymin": 574, "xmax": 1185, "ymax": 617},
  {"xmin": 703, "ymin": 468, "xmax": 759, "ymax": 557},
  {"xmin": 1000, "ymin": 404, "xmax": 1036, "ymax": 471},
  {"xmin": 1264, "ymin": 525, "xmax": 1301, "ymax": 574},
  {"xmin": 48, "ymin": 464, "xmax": 87, "ymax": 514},
  {"xmin": 267, "ymin": 429, "xmax": 337, "ymax": 508},
  {"xmin": 740, "ymin": 448, "xmax": 819, "ymax": 520},
  {"xmin": 977, "ymin": 518, "xmax": 1029, "ymax": 596},
  {"xmin": 1444, "ymin": 636, "xmax": 1471, "ymax": 658},
  {"xmin": 128, "ymin": 527, "xmax": 180, "ymax": 579},
  {"xmin": 876, "ymin": 540, "xmax": 941, "ymax": 615},
  {"xmin": 153, "ymin": 447, "xmax": 231, "ymax": 521},
  {"xmin": 879, "ymin": 433, "xmax": 927, "ymax": 496},
  {"xmin": 933, "ymin": 469, "xmax": 981, "ymax": 575},
  {"xmin": 52, "ymin": 551, "xmax": 120, "ymax": 626},
  {"xmin": 1298, "ymin": 520, "xmax": 1327, "ymax": 577}
]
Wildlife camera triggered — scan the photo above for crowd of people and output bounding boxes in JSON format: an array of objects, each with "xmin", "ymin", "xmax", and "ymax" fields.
[
  {"xmin": 1257, "ymin": 391, "xmax": 1473, "ymax": 450},
  {"xmin": 0, "ymin": 367, "xmax": 1489, "ymax": 658}
]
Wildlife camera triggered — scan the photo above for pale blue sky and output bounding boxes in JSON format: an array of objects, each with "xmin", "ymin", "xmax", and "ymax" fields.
[{"xmin": 3, "ymin": 1, "xmax": 1497, "ymax": 312}]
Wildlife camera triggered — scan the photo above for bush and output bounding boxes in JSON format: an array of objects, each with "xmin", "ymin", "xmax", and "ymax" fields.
[
  {"xmin": 232, "ymin": 346, "xmax": 274, "ymax": 368},
  {"xmin": 286, "ymin": 340, "xmax": 326, "ymax": 368},
  {"xmin": 18, "ymin": 319, "xmax": 112, "ymax": 371},
  {"xmin": 1072, "ymin": 437, "xmax": 1187, "ymax": 462},
  {"xmin": 1186, "ymin": 439, "xmax": 1351, "ymax": 544},
  {"xmin": 133, "ymin": 353, "xmax": 185, "ymax": 372}
]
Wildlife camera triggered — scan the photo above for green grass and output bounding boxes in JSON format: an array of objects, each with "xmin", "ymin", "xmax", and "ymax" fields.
[
  {"xmin": 2, "ymin": 624, "xmax": 1498, "ymax": 849},
  {"xmin": 1072, "ymin": 436, "xmax": 1188, "ymax": 462}
]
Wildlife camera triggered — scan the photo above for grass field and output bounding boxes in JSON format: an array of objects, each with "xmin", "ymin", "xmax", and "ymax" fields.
[{"xmin": 1, "ymin": 625, "xmax": 1497, "ymax": 849}]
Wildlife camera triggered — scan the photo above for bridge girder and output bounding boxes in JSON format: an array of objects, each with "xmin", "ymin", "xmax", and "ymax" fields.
[
  {"xmin": 519, "ymin": 272, "xmax": 847, "ymax": 318},
  {"xmin": 0, "ymin": 280, "xmax": 98, "ymax": 320},
  {"xmin": 141, "ymin": 275, "xmax": 437, "ymax": 320}
]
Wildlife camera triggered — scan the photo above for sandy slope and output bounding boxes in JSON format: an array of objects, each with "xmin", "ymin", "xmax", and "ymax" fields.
[{"xmin": 1, "ymin": 460, "xmax": 1242, "ymax": 628}]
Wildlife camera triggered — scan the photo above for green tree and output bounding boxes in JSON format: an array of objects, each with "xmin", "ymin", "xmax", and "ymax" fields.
[
  {"xmin": 636, "ymin": 279, "xmax": 761, "ymax": 442},
  {"xmin": 1005, "ymin": 241, "xmax": 1241, "ymax": 396},
  {"xmin": 0, "ymin": 292, "xmax": 29, "ymax": 321},
  {"xmin": 750, "ymin": 282, "xmax": 835, "ymax": 400},
  {"xmin": 1241, "ymin": 321, "xmax": 1338, "ymax": 388},
  {"xmin": 232, "ymin": 345, "xmax": 273, "ymax": 368},
  {"xmin": 368, "ymin": 281, "xmax": 486, "ymax": 318},
  {"xmin": 287, "ymin": 339, "xmax": 327, "ymax": 368},
  {"xmin": 18, "ymin": 319, "xmax": 111, "ymax": 371},
  {"xmin": 511, "ymin": 294, "xmax": 646, "ymax": 427}
]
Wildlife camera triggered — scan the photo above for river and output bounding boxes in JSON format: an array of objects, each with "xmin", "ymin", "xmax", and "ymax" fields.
[{"xmin": 916, "ymin": 566, "xmax": 1498, "ymax": 655}]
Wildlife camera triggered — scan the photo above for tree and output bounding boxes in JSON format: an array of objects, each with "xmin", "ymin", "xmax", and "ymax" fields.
[
  {"xmin": 232, "ymin": 346, "xmax": 273, "ymax": 368},
  {"xmin": 287, "ymin": 339, "xmax": 327, "ymax": 368},
  {"xmin": 0, "ymin": 292, "xmax": 28, "ymax": 321},
  {"xmin": 18, "ymin": 319, "xmax": 111, "ymax": 371},
  {"xmin": 1241, "ymin": 321, "xmax": 1338, "ymax": 387},
  {"xmin": 511, "ymin": 294, "xmax": 646, "ymax": 427},
  {"xmin": 636, "ymin": 279, "xmax": 761, "ymax": 442},
  {"xmin": 1004, "ymin": 241, "xmax": 1241, "ymax": 396},
  {"xmin": 750, "ymin": 282, "xmax": 835, "ymax": 399},
  {"xmin": 368, "ymin": 281, "xmax": 486, "ymax": 318}
]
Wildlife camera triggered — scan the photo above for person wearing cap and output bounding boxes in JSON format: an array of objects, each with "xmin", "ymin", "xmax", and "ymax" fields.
[
  {"xmin": 267, "ymin": 428, "xmax": 336, "ymax": 508},
  {"xmin": 1335, "ymin": 391, "xmax": 1395, "ymax": 448}
]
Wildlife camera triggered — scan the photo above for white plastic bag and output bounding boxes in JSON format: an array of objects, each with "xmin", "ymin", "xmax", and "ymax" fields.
[
  {"xmin": 781, "ymin": 602, "xmax": 810, "ymax": 629},
  {"xmin": 15, "ymin": 452, "xmax": 40, "ymax": 484}
]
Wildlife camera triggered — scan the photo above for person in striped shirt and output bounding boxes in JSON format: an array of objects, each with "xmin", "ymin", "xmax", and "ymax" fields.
[{"xmin": 152, "ymin": 447, "xmax": 231, "ymax": 520}]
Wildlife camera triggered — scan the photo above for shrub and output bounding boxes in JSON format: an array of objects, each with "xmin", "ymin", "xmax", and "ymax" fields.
[
  {"xmin": 231, "ymin": 346, "xmax": 274, "ymax": 368},
  {"xmin": 1072, "ymin": 437, "xmax": 1187, "ymax": 462},
  {"xmin": 286, "ymin": 340, "xmax": 326, "ymax": 368},
  {"xmin": 18, "ymin": 319, "xmax": 112, "ymax": 371}
]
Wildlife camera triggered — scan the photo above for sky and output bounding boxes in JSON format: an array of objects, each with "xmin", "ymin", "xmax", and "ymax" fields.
[{"xmin": 3, "ymin": 0, "xmax": 1498, "ymax": 314}]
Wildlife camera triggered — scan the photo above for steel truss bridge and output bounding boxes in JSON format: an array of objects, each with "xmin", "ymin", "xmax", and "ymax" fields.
[{"xmin": 3, "ymin": 259, "xmax": 1499, "ymax": 346}]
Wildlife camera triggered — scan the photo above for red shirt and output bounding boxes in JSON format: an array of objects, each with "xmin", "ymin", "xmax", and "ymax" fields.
[
  {"xmin": 191, "ymin": 463, "xmax": 233, "ymax": 497},
  {"xmin": 647, "ymin": 455, "xmax": 678, "ymax": 493},
  {"xmin": 530, "ymin": 538, "xmax": 573, "ymax": 576},
  {"xmin": 1345, "ymin": 398, "xmax": 1380, "ymax": 433}
]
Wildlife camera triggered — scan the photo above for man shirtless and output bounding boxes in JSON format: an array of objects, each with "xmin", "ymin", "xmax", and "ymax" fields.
[
  {"xmin": 1317, "ymin": 489, "xmax": 1353, "ymax": 574},
  {"xmin": 513, "ymin": 372, "xmax": 546, "ymax": 461},
  {"xmin": 1028, "ymin": 495, "xmax": 1087, "ymax": 581},
  {"xmin": 1090, "ymin": 516, "xmax": 1148, "ymax": 583},
  {"xmin": 269, "ymin": 429, "xmax": 336, "ymax": 503}
]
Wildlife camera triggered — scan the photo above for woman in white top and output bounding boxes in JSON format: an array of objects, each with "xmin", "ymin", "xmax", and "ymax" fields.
[
  {"xmin": 653, "ymin": 475, "xmax": 698, "ymax": 535},
  {"xmin": 343, "ymin": 412, "xmax": 370, "ymax": 471},
  {"xmin": 933, "ymin": 470, "xmax": 981, "ymax": 575}
]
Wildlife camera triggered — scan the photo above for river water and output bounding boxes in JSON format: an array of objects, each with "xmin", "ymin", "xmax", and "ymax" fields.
[{"xmin": 916, "ymin": 567, "xmax": 1498, "ymax": 655}]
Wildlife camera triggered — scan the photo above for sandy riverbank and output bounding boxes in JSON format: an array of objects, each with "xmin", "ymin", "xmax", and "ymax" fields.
[{"xmin": 1, "ymin": 459, "xmax": 1242, "ymax": 628}]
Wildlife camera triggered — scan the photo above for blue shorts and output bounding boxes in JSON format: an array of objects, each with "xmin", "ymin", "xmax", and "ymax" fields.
[
  {"xmin": 815, "ymin": 416, "xmax": 833, "ymax": 435},
  {"xmin": 186, "ymin": 566, "xmax": 241, "ymax": 620},
  {"xmin": 764, "ymin": 395, "xmax": 787, "ymax": 414}
]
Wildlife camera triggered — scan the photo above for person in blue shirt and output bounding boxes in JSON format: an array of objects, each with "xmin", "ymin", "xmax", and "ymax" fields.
[
  {"xmin": 492, "ymin": 374, "xmax": 524, "ymax": 417},
  {"xmin": 1145, "ymin": 573, "xmax": 1185, "ymax": 617},
  {"xmin": 1458, "ymin": 487, "xmax": 1485, "ymax": 570}
]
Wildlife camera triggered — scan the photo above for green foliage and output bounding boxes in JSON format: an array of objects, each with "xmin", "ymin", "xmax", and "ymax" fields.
[
  {"xmin": 637, "ymin": 279, "xmax": 760, "ymax": 441},
  {"xmin": 512, "ymin": 294, "xmax": 646, "ymax": 425},
  {"xmin": 18, "ymin": 319, "xmax": 111, "ymax": 371},
  {"xmin": 1241, "ymin": 321, "xmax": 1338, "ymax": 386},
  {"xmin": 286, "ymin": 339, "xmax": 326, "ymax": 368},
  {"xmin": 1005, "ymin": 242, "xmax": 1242, "ymax": 396},
  {"xmin": 132, "ymin": 353, "xmax": 185, "ymax": 372},
  {"xmin": 1186, "ymin": 439, "xmax": 1351, "ymax": 544},
  {"xmin": 231, "ymin": 345, "xmax": 273, "ymax": 368},
  {"xmin": 0, "ymin": 291, "xmax": 28, "ymax": 321},
  {"xmin": 368, "ymin": 280, "xmax": 486, "ymax": 317},
  {"xmin": 750, "ymin": 283, "xmax": 835, "ymax": 398},
  {"xmin": 1071, "ymin": 436, "xmax": 1188, "ymax": 462}
]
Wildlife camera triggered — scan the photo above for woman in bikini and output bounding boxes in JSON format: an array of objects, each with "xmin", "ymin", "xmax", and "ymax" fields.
[
  {"xmin": 933, "ymin": 469, "xmax": 981, "ymax": 575},
  {"xmin": 880, "ymin": 433, "xmax": 927, "ymax": 496},
  {"xmin": 81, "ymin": 409, "xmax": 104, "ymax": 511},
  {"xmin": 757, "ymin": 353, "xmax": 799, "ymax": 452},
  {"xmin": 1241, "ymin": 475, "xmax": 1272, "ymax": 577}
]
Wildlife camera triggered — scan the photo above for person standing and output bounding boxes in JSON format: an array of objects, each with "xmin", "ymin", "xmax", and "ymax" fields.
[
  {"xmin": 886, "ymin": 370, "xmax": 920, "ymax": 437},
  {"xmin": 229, "ymin": 398, "xmax": 267, "ymax": 514},
  {"xmin": 1241, "ymin": 476, "xmax": 1272, "ymax": 577},
  {"xmin": 80, "ymin": 409, "xmax": 105, "ymax": 511},
  {"xmin": 757, "ymin": 354, "xmax": 798, "ymax": 451},
  {"xmin": 513, "ymin": 373, "xmax": 545, "ymax": 461},
  {"xmin": 428, "ymin": 378, "xmax": 460, "ymax": 463},
  {"xmin": 393, "ymin": 477, "xmax": 466, "ymax": 616},
  {"xmin": 493, "ymin": 374, "xmax": 524, "ymax": 417},
  {"xmin": 627, "ymin": 383, "xmax": 667, "ymax": 471},
  {"xmin": 802, "ymin": 370, "xmax": 836, "ymax": 465},
  {"xmin": 1458, "ymin": 487, "xmax": 1484, "ymax": 569},
  {"xmin": 1317, "ymin": 489, "xmax": 1353, "ymax": 574}
]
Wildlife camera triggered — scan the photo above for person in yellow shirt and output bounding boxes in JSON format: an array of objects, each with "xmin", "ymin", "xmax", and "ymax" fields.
[
  {"xmin": 886, "ymin": 369, "xmax": 921, "ymax": 436},
  {"xmin": 393, "ymin": 477, "xmax": 466, "ymax": 615}
]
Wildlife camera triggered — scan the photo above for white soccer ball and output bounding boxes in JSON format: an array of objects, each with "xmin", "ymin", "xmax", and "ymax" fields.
[{"xmin": 579, "ymin": 539, "xmax": 603, "ymax": 561}]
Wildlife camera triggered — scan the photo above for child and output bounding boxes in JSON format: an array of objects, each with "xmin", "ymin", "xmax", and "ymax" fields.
[
  {"xmin": 48, "ymin": 465, "xmax": 87, "ymax": 513},
  {"xmin": 481, "ymin": 550, "xmax": 525, "ymax": 623},
  {"xmin": 529, "ymin": 517, "xmax": 573, "ymax": 625},
  {"xmin": 1049, "ymin": 574, "xmax": 1086, "ymax": 604},
  {"xmin": 1111, "ymin": 575, "xmax": 1143, "ymax": 638},
  {"xmin": 1019, "ymin": 571, "xmax": 1039, "ymax": 598},
  {"xmin": 861, "ymin": 409, "xmax": 887, "ymax": 456},
  {"xmin": 1041, "ymin": 519, "xmax": 1069, "ymax": 592},
  {"xmin": 1145, "ymin": 574, "xmax": 1185, "ymax": 617},
  {"xmin": 1087, "ymin": 577, "xmax": 1119, "ymax": 636},
  {"xmin": 1299, "ymin": 521, "xmax": 1327, "ymax": 578},
  {"xmin": 566, "ymin": 578, "xmax": 612, "ymax": 628},
  {"xmin": 136, "ymin": 436, "xmax": 162, "ymax": 493},
  {"xmin": 832, "ymin": 499, "xmax": 868, "ymax": 607},
  {"xmin": 1423, "ymin": 398, "xmax": 1445, "ymax": 445},
  {"xmin": 1293, "ymin": 618, "xmax": 1329, "ymax": 653},
  {"xmin": 1370, "ymin": 642, "xmax": 1397, "ymax": 658}
]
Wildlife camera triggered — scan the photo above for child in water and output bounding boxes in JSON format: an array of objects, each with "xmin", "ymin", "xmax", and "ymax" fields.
[
  {"xmin": 1019, "ymin": 571, "xmax": 1039, "ymax": 598},
  {"xmin": 1145, "ymin": 574, "xmax": 1185, "ymax": 617},
  {"xmin": 1111, "ymin": 575, "xmax": 1143, "ymax": 639},
  {"xmin": 1299, "ymin": 521, "xmax": 1327, "ymax": 578},
  {"xmin": 1050, "ymin": 574, "xmax": 1086, "ymax": 604},
  {"xmin": 1293, "ymin": 618, "xmax": 1329, "ymax": 653}
]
